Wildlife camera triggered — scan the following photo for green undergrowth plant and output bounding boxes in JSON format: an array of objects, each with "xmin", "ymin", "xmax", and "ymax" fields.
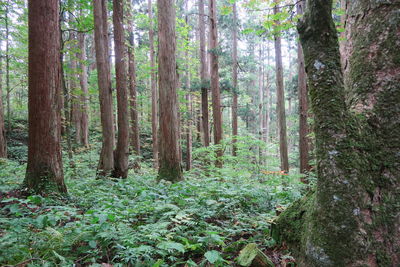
[{"xmin": 0, "ymin": 144, "xmax": 306, "ymax": 266}]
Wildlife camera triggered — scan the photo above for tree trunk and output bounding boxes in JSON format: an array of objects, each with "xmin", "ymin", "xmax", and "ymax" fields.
[
  {"xmin": 185, "ymin": 2, "xmax": 192, "ymax": 171},
  {"xmin": 199, "ymin": 0, "xmax": 210, "ymax": 147},
  {"xmin": 209, "ymin": 0, "xmax": 223, "ymax": 167},
  {"xmin": 0, "ymin": 55, "xmax": 7, "ymax": 158},
  {"xmin": 258, "ymin": 43, "xmax": 264, "ymax": 160},
  {"xmin": 297, "ymin": 0, "xmax": 310, "ymax": 174},
  {"xmin": 5, "ymin": 1, "xmax": 10, "ymax": 132},
  {"xmin": 185, "ymin": 92, "xmax": 192, "ymax": 171},
  {"xmin": 157, "ymin": 0, "xmax": 183, "ymax": 182},
  {"xmin": 25, "ymin": 0, "xmax": 66, "ymax": 193},
  {"xmin": 265, "ymin": 44, "xmax": 271, "ymax": 144},
  {"xmin": 70, "ymin": 35, "xmax": 82, "ymax": 145},
  {"xmin": 78, "ymin": 30, "xmax": 89, "ymax": 147},
  {"xmin": 112, "ymin": 0, "xmax": 129, "ymax": 178},
  {"xmin": 149, "ymin": 0, "xmax": 159, "ymax": 168},
  {"xmin": 273, "ymin": 0, "xmax": 289, "ymax": 173},
  {"xmin": 127, "ymin": 3, "xmax": 141, "ymax": 161},
  {"xmin": 93, "ymin": 0, "xmax": 115, "ymax": 176},
  {"xmin": 274, "ymin": 0, "xmax": 400, "ymax": 265},
  {"xmin": 231, "ymin": 1, "xmax": 238, "ymax": 156}
]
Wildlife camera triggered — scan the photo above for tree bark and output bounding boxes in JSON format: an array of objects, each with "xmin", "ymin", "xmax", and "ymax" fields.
[
  {"xmin": 273, "ymin": 0, "xmax": 289, "ymax": 173},
  {"xmin": 157, "ymin": 0, "xmax": 183, "ymax": 182},
  {"xmin": 297, "ymin": 0, "xmax": 310, "ymax": 174},
  {"xmin": 274, "ymin": 0, "xmax": 400, "ymax": 265},
  {"xmin": 127, "ymin": 2, "xmax": 141, "ymax": 160},
  {"xmin": 112, "ymin": 0, "xmax": 129, "ymax": 178},
  {"xmin": 70, "ymin": 34, "xmax": 82, "ymax": 145},
  {"xmin": 231, "ymin": 1, "xmax": 238, "ymax": 156},
  {"xmin": 209, "ymin": 0, "xmax": 223, "ymax": 167},
  {"xmin": 0, "ymin": 54, "xmax": 7, "ymax": 158},
  {"xmin": 149, "ymin": 0, "xmax": 159, "ymax": 168},
  {"xmin": 93, "ymin": 0, "xmax": 115, "ymax": 176},
  {"xmin": 5, "ymin": 1, "xmax": 10, "ymax": 132},
  {"xmin": 199, "ymin": 0, "xmax": 210, "ymax": 147},
  {"xmin": 25, "ymin": 0, "xmax": 66, "ymax": 193},
  {"xmin": 258, "ymin": 43, "xmax": 264, "ymax": 160},
  {"xmin": 78, "ymin": 30, "xmax": 89, "ymax": 147}
]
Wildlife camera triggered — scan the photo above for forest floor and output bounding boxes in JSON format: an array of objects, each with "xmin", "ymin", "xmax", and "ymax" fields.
[{"xmin": 0, "ymin": 134, "xmax": 305, "ymax": 266}]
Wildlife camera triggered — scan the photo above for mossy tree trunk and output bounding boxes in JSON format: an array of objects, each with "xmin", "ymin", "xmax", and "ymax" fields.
[{"xmin": 274, "ymin": 0, "xmax": 400, "ymax": 266}]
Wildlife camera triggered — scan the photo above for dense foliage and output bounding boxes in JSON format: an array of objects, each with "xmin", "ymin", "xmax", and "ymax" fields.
[{"xmin": 0, "ymin": 137, "xmax": 305, "ymax": 266}]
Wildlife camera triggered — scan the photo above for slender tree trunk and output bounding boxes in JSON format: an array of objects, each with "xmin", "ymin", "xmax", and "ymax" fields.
[
  {"xmin": 70, "ymin": 36, "xmax": 82, "ymax": 145},
  {"xmin": 297, "ymin": 0, "xmax": 310, "ymax": 174},
  {"xmin": 5, "ymin": 1, "xmax": 10, "ymax": 132},
  {"xmin": 209, "ymin": 0, "xmax": 223, "ymax": 167},
  {"xmin": 185, "ymin": 92, "xmax": 192, "ymax": 171},
  {"xmin": 185, "ymin": 1, "xmax": 192, "ymax": 171},
  {"xmin": 231, "ymin": 1, "xmax": 238, "ymax": 156},
  {"xmin": 199, "ymin": 0, "xmax": 210, "ymax": 147},
  {"xmin": 112, "ymin": 0, "xmax": 129, "ymax": 178},
  {"xmin": 78, "ymin": 30, "xmax": 89, "ymax": 147},
  {"xmin": 25, "ymin": 0, "xmax": 66, "ymax": 193},
  {"xmin": 0, "ymin": 54, "xmax": 7, "ymax": 158},
  {"xmin": 93, "ymin": 0, "xmax": 115, "ymax": 176},
  {"xmin": 265, "ymin": 44, "xmax": 270, "ymax": 144},
  {"xmin": 157, "ymin": 0, "xmax": 183, "ymax": 182},
  {"xmin": 127, "ymin": 3, "xmax": 141, "ymax": 161},
  {"xmin": 258, "ymin": 43, "xmax": 264, "ymax": 159},
  {"xmin": 273, "ymin": 0, "xmax": 289, "ymax": 172},
  {"xmin": 149, "ymin": 0, "xmax": 159, "ymax": 168}
]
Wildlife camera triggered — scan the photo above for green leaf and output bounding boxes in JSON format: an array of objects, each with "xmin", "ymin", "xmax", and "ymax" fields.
[
  {"xmin": 204, "ymin": 250, "xmax": 222, "ymax": 264},
  {"xmin": 157, "ymin": 241, "xmax": 186, "ymax": 253},
  {"xmin": 89, "ymin": 240, "xmax": 97, "ymax": 248}
]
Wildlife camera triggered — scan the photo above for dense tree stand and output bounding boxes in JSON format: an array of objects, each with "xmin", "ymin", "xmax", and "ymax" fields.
[{"xmin": 272, "ymin": 0, "xmax": 400, "ymax": 265}]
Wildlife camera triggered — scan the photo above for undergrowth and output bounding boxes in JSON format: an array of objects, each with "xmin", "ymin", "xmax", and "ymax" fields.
[{"xmin": 0, "ymin": 140, "xmax": 306, "ymax": 266}]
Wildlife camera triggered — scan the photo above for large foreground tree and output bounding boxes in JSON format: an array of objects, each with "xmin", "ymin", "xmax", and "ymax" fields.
[
  {"xmin": 273, "ymin": 0, "xmax": 400, "ymax": 265},
  {"xmin": 157, "ymin": 0, "xmax": 183, "ymax": 182},
  {"xmin": 24, "ymin": 0, "xmax": 66, "ymax": 193}
]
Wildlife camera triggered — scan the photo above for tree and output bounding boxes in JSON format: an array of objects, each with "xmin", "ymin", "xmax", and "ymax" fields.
[
  {"xmin": 198, "ymin": 0, "xmax": 210, "ymax": 147},
  {"xmin": 77, "ymin": 28, "xmax": 89, "ymax": 147},
  {"xmin": 157, "ymin": 0, "xmax": 183, "ymax": 182},
  {"xmin": 273, "ymin": 0, "xmax": 400, "ymax": 265},
  {"xmin": 24, "ymin": 0, "xmax": 66, "ymax": 193},
  {"xmin": 112, "ymin": 0, "xmax": 129, "ymax": 178},
  {"xmin": 209, "ymin": 0, "xmax": 223, "ymax": 167},
  {"xmin": 148, "ymin": 0, "xmax": 159, "ymax": 169},
  {"xmin": 0, "ymin": 55, "xmax": 7, "ymax": 158},
  {"xmin": 273, "ymin": 0, "xmax": 289, "ymax": 172},
  {"xmin": 296, "ymin": 0, "xmax": 310, "ymax": 174},
  {"xmin": 231, "ymin": 1, "xmax": 238, "ymax": 156},
  {"xmin": 127, "ymin": 1, "xmax": 141, "ymax": 161},
  {"xmin": 93, "ymin": 0, "xmax": 115, "ymax": 176}
]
